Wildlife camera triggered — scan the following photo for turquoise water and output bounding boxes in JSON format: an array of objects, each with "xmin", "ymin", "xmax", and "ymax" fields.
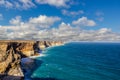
[{"xmin": 31, "ymin": 42, "xmax": 120, "ymax": 80}]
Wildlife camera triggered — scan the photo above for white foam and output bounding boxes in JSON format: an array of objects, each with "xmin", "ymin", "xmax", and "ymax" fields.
[
  {"xmin": 39, "ymin": 54, "xmax": 47, "ymax": 57},
  {"xmin": 28, "ymin": 54, "xmax": 47, "ymax": 59}
]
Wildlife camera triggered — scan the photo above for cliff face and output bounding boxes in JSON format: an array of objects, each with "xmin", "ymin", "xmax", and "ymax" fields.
[
  {"xmin": 0, "ymin": 40, "xmax": 63, "ymax": 79},
  {"xmin": 37, "ymin": 41, "xmax": 63, "ymax": 50},
  {"xmin": 0, "ymin": 42, "xmax": 24, "ymax": 80}
]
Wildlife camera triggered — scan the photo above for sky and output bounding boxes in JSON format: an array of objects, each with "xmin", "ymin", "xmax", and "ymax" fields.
[{"xmin": 0, "ymin": 0, "xmax": 120, "ymax": 41}]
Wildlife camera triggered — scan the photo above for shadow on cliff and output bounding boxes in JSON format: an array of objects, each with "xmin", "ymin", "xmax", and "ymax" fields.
[{"xmin": 0, "ymin": 74, "xmax": 24, "ymax": 80}]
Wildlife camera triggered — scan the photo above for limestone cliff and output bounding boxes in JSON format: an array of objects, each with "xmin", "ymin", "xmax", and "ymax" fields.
[
  {"xmin": 0, "ymin": 42, "xmax": 24, "ymax": 80},
  {"xmin": 0, "ymin": 40, "xmax": 63, "ymax": 80}
]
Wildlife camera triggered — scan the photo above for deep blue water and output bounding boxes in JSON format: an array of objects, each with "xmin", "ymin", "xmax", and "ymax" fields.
[{"xmin": 31, "ymin": 42, "xmax": 120, "ymax": 80}]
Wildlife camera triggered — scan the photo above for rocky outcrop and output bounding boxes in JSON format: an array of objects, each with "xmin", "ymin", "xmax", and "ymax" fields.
[
  {"xmin": 0, "ymin": 40, "xmax": 63, "ymax": 80},
  {"xmin": 0, "ymin": 42, "xmax": 24, "ymax": 80}
]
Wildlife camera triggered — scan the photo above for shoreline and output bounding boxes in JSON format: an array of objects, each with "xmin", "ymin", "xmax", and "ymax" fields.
[{"xmin": 20, "ymin": 43, "xmax": 64, "ymax": 79}]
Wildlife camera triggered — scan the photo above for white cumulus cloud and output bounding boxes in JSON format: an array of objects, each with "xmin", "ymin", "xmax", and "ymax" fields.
[
  {"xmin": 35, "ymin": 0, "xmax": 69, "ymax": 7},
  {"xmin": 9, "ymin": 16, "xmax": 22, "ymax": 25},
  {"xmin": 72, "ymin": 17, "xmax": 96, "ymax": 27},
  {"xmin": 62, "ymin": 9, "xmax": 84, "ymax": 16},
  {"xmin": 9, "ymin": 15, "xmax": 61, "ymax": 28},
  {"xmin": 98, "ymin": 28, "xmax": 111, "ymax": 34},
  {"xmin": 0, "ymin": 15, "xmax": 61, "ymax": 40},
  {"xmin": 29, "ymin": 15, "xmax": 61, "ymax": 28}
]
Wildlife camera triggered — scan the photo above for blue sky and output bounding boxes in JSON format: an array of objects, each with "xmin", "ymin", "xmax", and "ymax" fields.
[{"xmin": 0, "ymin": 0, "xmax": 120, "ymax": 41}]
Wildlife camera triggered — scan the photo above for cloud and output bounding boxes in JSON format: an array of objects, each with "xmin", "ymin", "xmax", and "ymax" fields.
[
  {"xmin": 95, "ymin": 11, "xmax": 104, "ymax": 16},
  {"xmin": 35, "ymin": 0, "xmax": 70, "ymax": 7},
  {"xmin": 76, "ymin": 28, "xmax": 120, "ymax": 41},
  {"xmin": 0, "ymin": 0, "xmax": 72, "ymax": 9},
  {"xmin": 16, "ymin": 0, "xmax": 36, "ymax": 9},
  {"xmin": 0, "ymin": 15, "xmax": 120, "ymax": 41},
  {"xmin": 0, "ymin": 15, "xmax": 61, "ymax": 39},
  {"xmin": 0, "ymin": 0, "xmax": 13, "ymax": 8},
  {"xmin": 97, "ymin": 17, "xmax": 104, "ymax": 22},
  {"xmin": 49, "ymin": 23, "xmax": 120, "ymax": 41},
  {"xmin": 98, "ymin": 28, "xmax": 111, "ymax": 34},
  {"xmin": 9, "ymin": 15, "xmax": 61, "ymax": 28},
  {"xmin": 0, "ymin": 0, "xmax": 35, "ymax": 9},
  {"xmin": 9, "ymin": 16, "xmax": 22, "ymax": 25},
  {"xmin": 35, "ymin": 23, "xmax": 120, "ymax": 41},
  {"xmin": 72, "ymin": 17, "xmax": 96, "ymax": 27},
  {"xmin": 62, "ymin": 9, "xmax": 84, "ymax": 16},
  {"xmin": 95, "ymin": 11, "xmax": 104, "ymax": 22},
  {"xmin": 29, "ymin": 15, "xmax": 61, "ymax": 28},
  {"xmin": 0, "ymin": 14, "xmax": 3, "ymax": 20}
]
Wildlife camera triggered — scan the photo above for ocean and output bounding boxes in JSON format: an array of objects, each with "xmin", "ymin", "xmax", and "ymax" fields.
[{"xmin": 30, "ymin": 42, "xmax": 120, "ymax": 80}]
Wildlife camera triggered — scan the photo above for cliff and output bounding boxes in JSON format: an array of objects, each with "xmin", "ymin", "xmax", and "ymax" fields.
[{"xmin": 0, "ymin": 40, "xmax": 63, "ymax": 80}]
